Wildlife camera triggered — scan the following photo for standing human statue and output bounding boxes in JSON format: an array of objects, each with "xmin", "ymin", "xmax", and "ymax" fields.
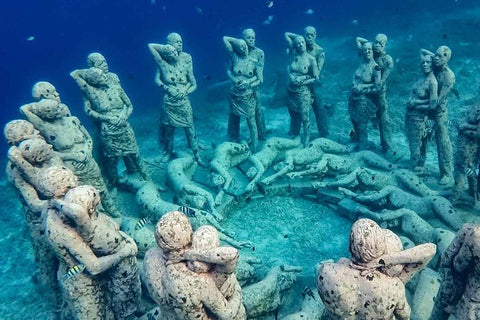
[
  {"xmin": 284, "ymin": 35, "xmax": 319, "ymax": 146},
  {"xmin": 348, "ymin": 39, "xmax": 381, "ymax": 150},
  {"xmin": 224, "ymin": 35, "xmax": 262, "ymax": 151},
  {"xmin": 405, "ymin": 49, "xmax": 438, "ymax": 175},
  {"xmin": 70, "ymin": 52, "xmax": 149, "ymax": 187},
  {"xmin": 433, "ymin": 45, "xmax": 455, "ymax": 185},
  {"xmin": 286, "ymin": 26, "xmax": 328, "ymax": 137},
  {"xmin": 148, "ymin": 32, "xmax": 204, "ymax": 164},
  {"xmin": 242, "ymin": 28, "xmax": 267, "ymax": 140},
  {"xmin": 358, "ymin": 34, "xmax": 394, "ymax": 154}
]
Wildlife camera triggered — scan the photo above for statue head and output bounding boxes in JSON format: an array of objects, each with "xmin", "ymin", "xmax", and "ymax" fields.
[
  {"xmin": 188, "ymin": 225, "xmax": 220, "ymax": 273},
  {"xmin": 64, "ymin": 185, "xmax": 101, "ymax": 218},
  {"xmin": 163, "ymin": 44, "xmax": 179, "ymax": 62},
  {"xmin": 84, "ymin": 67, "xmax": 109, "ymax": 86},
  {"xmin": 19, "ymin": 138, "xmax": 53, "ymax": 164},
  {"xmin": 4, "ymin": 120, "xmax": 39, "ymax": 146},
  {"xmin": 37, "ymin": 166, "xmax": 78, "ymax": 198},
  {"xmin": 87, "ymin": 52, "xmax": 109, "ymax": 72},
  {"xmin": 167, "ymin": 32, "xmax": 183, "ymax": 53},
  {"xmin": 304, "ymin": 26, "xmax": 317, "ymax": 46},
  {"xmin": 381, "ymin": 229, "xmax": 404, "ymax": 277},
  {"xmin": 420, "ymin": 49, "xmax": 434, "ymax": 74},
  {"xmin": 154, "ymin": 211, "xmax": 192, "ymax": 252},
  {"xmin": 32, "ymin": 99, "xmax": 70, "ymax": 121},
  {"xmin": 361, "ymin": 42, "xmax": 374, "ymax": 60},
  {"xmin": 211, "ymin": 173, "xmax": 226, "ymax": 187},
  {"xmin": 32, "ymin": 81, "xmax": 60, "ymax": 103},
  {"xmin": 349, "ymin": 218, "xmax": 386, "ymax": 265},
  {"xmin": 246, "ymin": 166, "xmax": 258, "ymax": 178},
  {"xmin": 242, "ymin": 28, "xmax": 256, "ymax": 48},
  {"xmin": 293, "ymin": 36, "xmax": 306, "ymax": 54},
  {"xmin": 233, "ymin": 39, "xmax": 249, "ymax": 57},
  {"xmin": 434, "ymin": 45, "xmax": 451, "ymax": 67},
  {"xmin": 373, "ymin": 33, "xmax": 387, "ymax": 54}
]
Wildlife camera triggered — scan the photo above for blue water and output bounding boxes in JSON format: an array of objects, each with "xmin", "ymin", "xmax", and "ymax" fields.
[{"xmin": 1, "ymin": 0, "xmax": 480, "ymax": 318}]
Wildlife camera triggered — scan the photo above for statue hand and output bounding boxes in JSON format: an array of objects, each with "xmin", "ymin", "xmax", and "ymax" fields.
[
  {"xmin": 312, "ymin": 181, "xmax": 326, "ymax": 189},
  {"xmin": 123, "ymin": 239, "xmax": 138, "ymax": 257},
  {"xmin": 7, "ymin": 146, "xmax": 22, "ymax": 161},
  {"xmin": 338, "ymin": 187, "xmax": 357, "ymax": 198}
]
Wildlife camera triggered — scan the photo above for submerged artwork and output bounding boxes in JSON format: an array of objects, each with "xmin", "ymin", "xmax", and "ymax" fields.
[{"xmin": 1, "ymin": 0, "xmax": 480, "ymax": 319}]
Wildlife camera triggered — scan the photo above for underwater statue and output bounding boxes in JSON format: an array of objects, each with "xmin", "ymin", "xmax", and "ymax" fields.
[
  {"xmin": 224, "ymin": 35, "xmax": 261, "ymax": 151},
  {"xmin": 452, "ymin": 101, "xmax": 480, "ymax": 205},
  {"xmin": 70, "ymin": 52, "xmax": 149, "ymax": 186},
  {"xmin": 348, "ymin": 40, "xmax": 381, "ymax": 150},
  {"xmin": 20, "ymin": 81, "xmax": 121, "ymax": 217},
  {"xmin": 166, "ymin": 156, "xmax": 222, "ymax": 221},
  {"xmin": 339, "ymin": 185, "xmax": 463, "ymax": 231},
  {"xmin": 432, "ymin": 45, "xmax": 455, "ymax": 185},
  {"xmin": 41, "ymin": 166, "xmax": 135, "ymax": 320},
  {"xmin": 286, "ymin": 26, "xmax": 328, "ymax": 137},
  {"xmin": 245, "ymin": 136, "xmax": 302, "ymax": 192},
  {"xmin": 285, "ymin": 35, "xmax": 319, "ymax": 146},
  {"xmin": 148, "ymin": 33, "xmax": 203, "ymax": 164},
  {"xmin": 405, "ymin": 49, "xmax": 438, "ymax": 175},
  {"xmin": 143, "ymin": 211, "xmax": 245, "ymax": 320},
  {"xmin": 357, "ymin": 34, "xmax": 394, "ymax": 154},
  {"xmin": 242, "ymin": 28, "xmax": 267, "ymax": 140},
  {"xmin": 210, "ymin": 141, "xmax": 251, "ymax": 204},
  {"xmin": 431, "ymin": 224, "xmax": 480, "ymax": 320},
  {"xmin": 317, "ymin": 218, "xmax": 436, "ymax": 320},
  {"xmin": 52, "ymin": 185, "xmax": 141, "ymax": 319},
  {"xmin": 4, "ymin": 123, "xmax": 63, "ymax": 309},
  {"xmin": 314, "ymin": 167, "xmax": 437, "ymax": 197}
]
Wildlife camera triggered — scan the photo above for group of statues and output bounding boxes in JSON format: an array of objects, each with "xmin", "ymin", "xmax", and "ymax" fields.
[{"xmin": 3, "ymin": 24, "xmax": 480, "ymax": 320}]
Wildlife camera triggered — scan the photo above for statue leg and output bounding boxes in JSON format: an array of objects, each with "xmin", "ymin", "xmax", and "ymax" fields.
[
  {"xmin": 227, "ymin": 113, "xmax": 240, "ymax": 142},
  {"xmin": 104, "ymin": 156, "xmax": 119, "ymax": 187},
  {"xmin": 159, "ymin": 124, "xmax": 175, "ymax": 159},
  {"xmin": 376, "ymin": 92, "xmax": 393, "ymax": 152},
  {"xmin": 255, "ymin": 91, "xmax": 267, "ymax": 140},
  {"xmin": 405, "ymin": 111, "xmax": 426, "ymax": 169},
  {"xmin": 434, "ymin": 108, "xmax": 454, "ymax": 183},
  {"xmin": 312, "ymin": 89, "xmax": 329, "ymax": 137},
  {"xmin": 288, "ymin": 108, "xmax": 301, "ymax": 136},
  {"xmin": 107, "ymin": 259, "xmax": 141, "ymax": 319},
  {"xmin": 247, "ymin": 115, "xmax": 259, "ymax": 152},
  {"xmin": 124, "ymin": 153, "xmax": 150, "ymax": 180},
  {"xmin": 300, "ymin": 109, "xmax": 311, "ymax": 147}
]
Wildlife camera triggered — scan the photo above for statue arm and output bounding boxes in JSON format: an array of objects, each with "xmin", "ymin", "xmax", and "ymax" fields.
[
  {"xmin": 245, "ymin": 155, "xmax": 265, "ymax": 191},
  {"xmin": 223, "ymin": 36, "xmax": 235, "ymax": 57},
  {"xmin": 317, "ymin": 49, "xmax": 325, "ymax": 74},
  {"xmin": 148, "ymin": 43, "xmax": 166, "ymax": 66},
  {"xmin": 186, "ymin": 56, "xmax": 197, "ymax": 94},
  {"xmin": 83, "ymin": 98, "xmax": 111, "ymax": 122},
  {"xmin": 183, "ymin": 246, "xmax": 238, "ymax": 271},
  {"xmin": 154, "ymin": 68, "xmax": 167, "ymax": 90},
  {"xmin": 20, "ymin": 103, "xmax": 48, "ymax": 132},
  {"xmin": 7, "ymin": 146, "xmax": 40, "ymax": 184},
  {"xmin": 381, "ymin": 56, "xmax": 394, "ymax": 84},
  {"xmin": 7, "ymin": 166, "xmax": 46, "ymax": 212},
  {"xmin": 355, "ymin": 37, "xmax": 369, "ymax": 50},
  {"xmin": 284, "ymin": 32, "xmax": 298, "ymax": 48},
  {"xmin": 437, "ymin": 72, "xmax": 455, "ymax": 105},
  {"xmin": 201, "ymin": 278, "xmax": 243, "ymax": 320},
  {"xmin": 428, "ymin": 78, "xmax": 439, "ymax": 110},
  {"xmin": 119, "ymin": 88, "xmax": 134, "ymax": 118},
  {"xmin": 393, "ymin": 296, "xmax": 411, "ymax": 320},
  {"xmin": 52, "ymin": 199, "xmax": 92, "ymax": 233}
]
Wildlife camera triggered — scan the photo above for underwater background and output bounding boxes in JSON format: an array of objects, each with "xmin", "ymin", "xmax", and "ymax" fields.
[{"xmin": 1, "ymin": 0, "xmax": 480, "ymax": 318}]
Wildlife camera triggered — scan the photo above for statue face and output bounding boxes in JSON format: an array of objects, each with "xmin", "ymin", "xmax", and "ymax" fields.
[
  {"xmin": 294, "ymin": 36, "xmax": 306, "ymax": 53},
  {"xmin": 373, "ymin": 36, "xmax": 387, "ymax": 54},
  {"xmin": 165, "ymin": 45, "xmax": 179, "ymax": 61},
  {"xmin": 236, "ymin": 40, "xmax": 248, "ymax": 56},
  {"xmin": 421, "ymin": 55, "xmax": 433, "ymax": 74},
  {"xmin": 167, "ymin": 34, "xmax": 183, "ymax": 53},
  {"xmin": 362, "ymin": 43, "xmax": 373, "ymax": 60},
  {"xmin": 434, "ymin": 47, "xmax": 450, "ymax": 67},
  {"xmin": 243, "ymin": 29, "xmax": 256, "ymax": 48},
  {"xmin": 32, "ymin": 82, "xmax": 61, "ymax": 102},
  {"xmin": 304, "ymin": 27, "xmax": 316, "ymax": 45}
]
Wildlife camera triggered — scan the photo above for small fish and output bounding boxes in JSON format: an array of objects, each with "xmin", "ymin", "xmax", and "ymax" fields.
[
  {"xmin": 466, "ymin": 168, "xmax": 478, "ymax": 177},
  {"xmin": 262, "ymin": 15, "xmax": 274, "ymax": 25},
  {"xmin": 267, "ymin": 1, "xmax": 274, "ymax": 8},
  {"xmin": 178, "ymin": 206, "xmax": 196, "ymax": 217},
  {"xmin": 135, "ymin": 217, "xmax": 151, "ymax": 230},
  {"xmin": 64, "ymin": 264, "xmax": 85, "ymax": 281},
  {"xmin": 425, "ymin": 119, "xmax": 435, "ymax": 129},
  {"xmin": 351, "ymin": 19, "xmax": 359, "ymax": 25},
  {"xmin": 26, "ymin": 36, "xmax": 35, "ymax": 41},
  {"xmin": 451, "ymin": 88, "xmax": 460, "ymax": 99},
  {"xmin": 406, "ymin": 34, "xmax": 413, "ymax": 41},
  {"xmin": 305, "ymin": 9, "xmax": 314, "ymax": 15},
  {"xmin": 195, "ymin": 7, "xmax": 203, "ymax": 15},
  {"xmin": 446, "ymin": 120, "xmax": 457, "ymax": 129}
]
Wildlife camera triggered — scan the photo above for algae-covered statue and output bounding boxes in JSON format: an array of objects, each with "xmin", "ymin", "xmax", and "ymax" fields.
[
  {"xmin": 285, "ymin": 35, "xmax": 319, "ymax": 146},
  {"xmin": 339, "ymin": 185, "xmax": 462, "ymax": 231},
  {"xmin": 70, "ymin": 53, "xmax": 149, "ymax": 186},
  {"xmin": 167, "ymin": 157, "xmax": 222, "ymax": 221},
  {"xmin": 52, "ymin": 185, "xmax": 141, "ymax": 319},
  {"xmin": 348, "ymin": 40, "xmax": 381, "ymax": 150},
  {"xmin": 356, "ymin": 34, "xmax": 394, "ymax": 154},
  {"xmin": 405, "ymin": 50, "xmax": 439, "ymax": 175},
  {"xmin": 242, "ymin": 28, "xmax": 267, "ymax": 140},
  {"xmin": 431, "ymin": 224, "xmax": 480, "ymax": 320},
  {"xmin": 224, "ymin": 35, "xmax": 261, "ymax": 151},
  {"xmin": 41, "ymin": 166, "xmax": 135, "ymax": 320},
  {"xmin": 143, "ymin": 211, "xmax": 245, "ymax": 320},
  {"xmin": 210, "ymin": 141, "xmax": 251, "ymax": 204},
  {"xmin": 148, "ymin": 33, "xmax": 203, "ymax": 164},
  {"xmin": 286, "ymin": 26, "xmax": 328, "ymax": 137},
  {"xmin": 452, "ymin": 101, "xmax": 480, "ymax": 204},
  {"xmin": 20, "ymin": 81, "xmax": 121, "ymax": 217},
  {"xmin": 317, "ymin": 218, "xmax": 436, "ymax": 320},
  {"xmin": 433, "ymin": 45, "xmax": 455, "ymax": 185}
]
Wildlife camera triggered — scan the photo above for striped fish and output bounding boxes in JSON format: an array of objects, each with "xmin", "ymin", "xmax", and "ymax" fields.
[
  {"xmin": 178, "ymin": 206, "xmax": 196, "ymax": 217},
  {"xmin": 466, "ymin": 168, "xmax": 478, "ymax": 178},
  {"xmin": 445, "ymin": 120, "xmax": 457, "ymax": 129},
  {"xmin": 425, "ymin": 119, "xmax": 435, "ymax": 129},
  {"xmin": 135, "ymin": 217, "xmax": 151, "ymax": 230},
  {"xmin": 64, "ymin": 264, "xmax": 86, "ymax": 281}
]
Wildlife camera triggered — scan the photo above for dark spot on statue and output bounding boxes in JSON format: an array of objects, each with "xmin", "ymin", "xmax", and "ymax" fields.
[
  {"xmin": 115, "ymin": 238, "xmax": 119, "ymax": 244},
  {"xmin": 144, "ymin": 243, "xmax": 148, "ymax": 247},
  {"xmin": 181, "ymin": 297, "xmax": 186, "ymax": 303},
  {"xmin": 249, "ymin": 72, "xmax": 253, "ymax": 76},
  {"xmin": 122, "ymin": 271, "xmax": 128, "ymax": 277},
  {"xmin": 203, "ymin": 75, "xmax": 211, "ymax": 81},
  {"xmin": 252, "ymin": 246, "xmax": 255, "ymax": 251},
  {"xmin": 367, "ymin": 274, "xmax": 374, "ymax": 281},
  {"xmin": 284, "ymin": 234, "xmax": 288, "ymax": 238},
  {"xmin": 50, "ymin": 135, "xmax": 56, "ymax": 141},
  {"xmin": 170, "ymin": 77, "xmax": 175, "ymax": 81},
  {"xmin": 295, "ymin": 58, "xmax": 298, "ymax": 62},
  {"xmin": 364, "ymin": 301, "xmax": 370, "ymax": 308},
  {"xmin": 442, "ymin": 34, "xmax": 447, "ymax": 39}
]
